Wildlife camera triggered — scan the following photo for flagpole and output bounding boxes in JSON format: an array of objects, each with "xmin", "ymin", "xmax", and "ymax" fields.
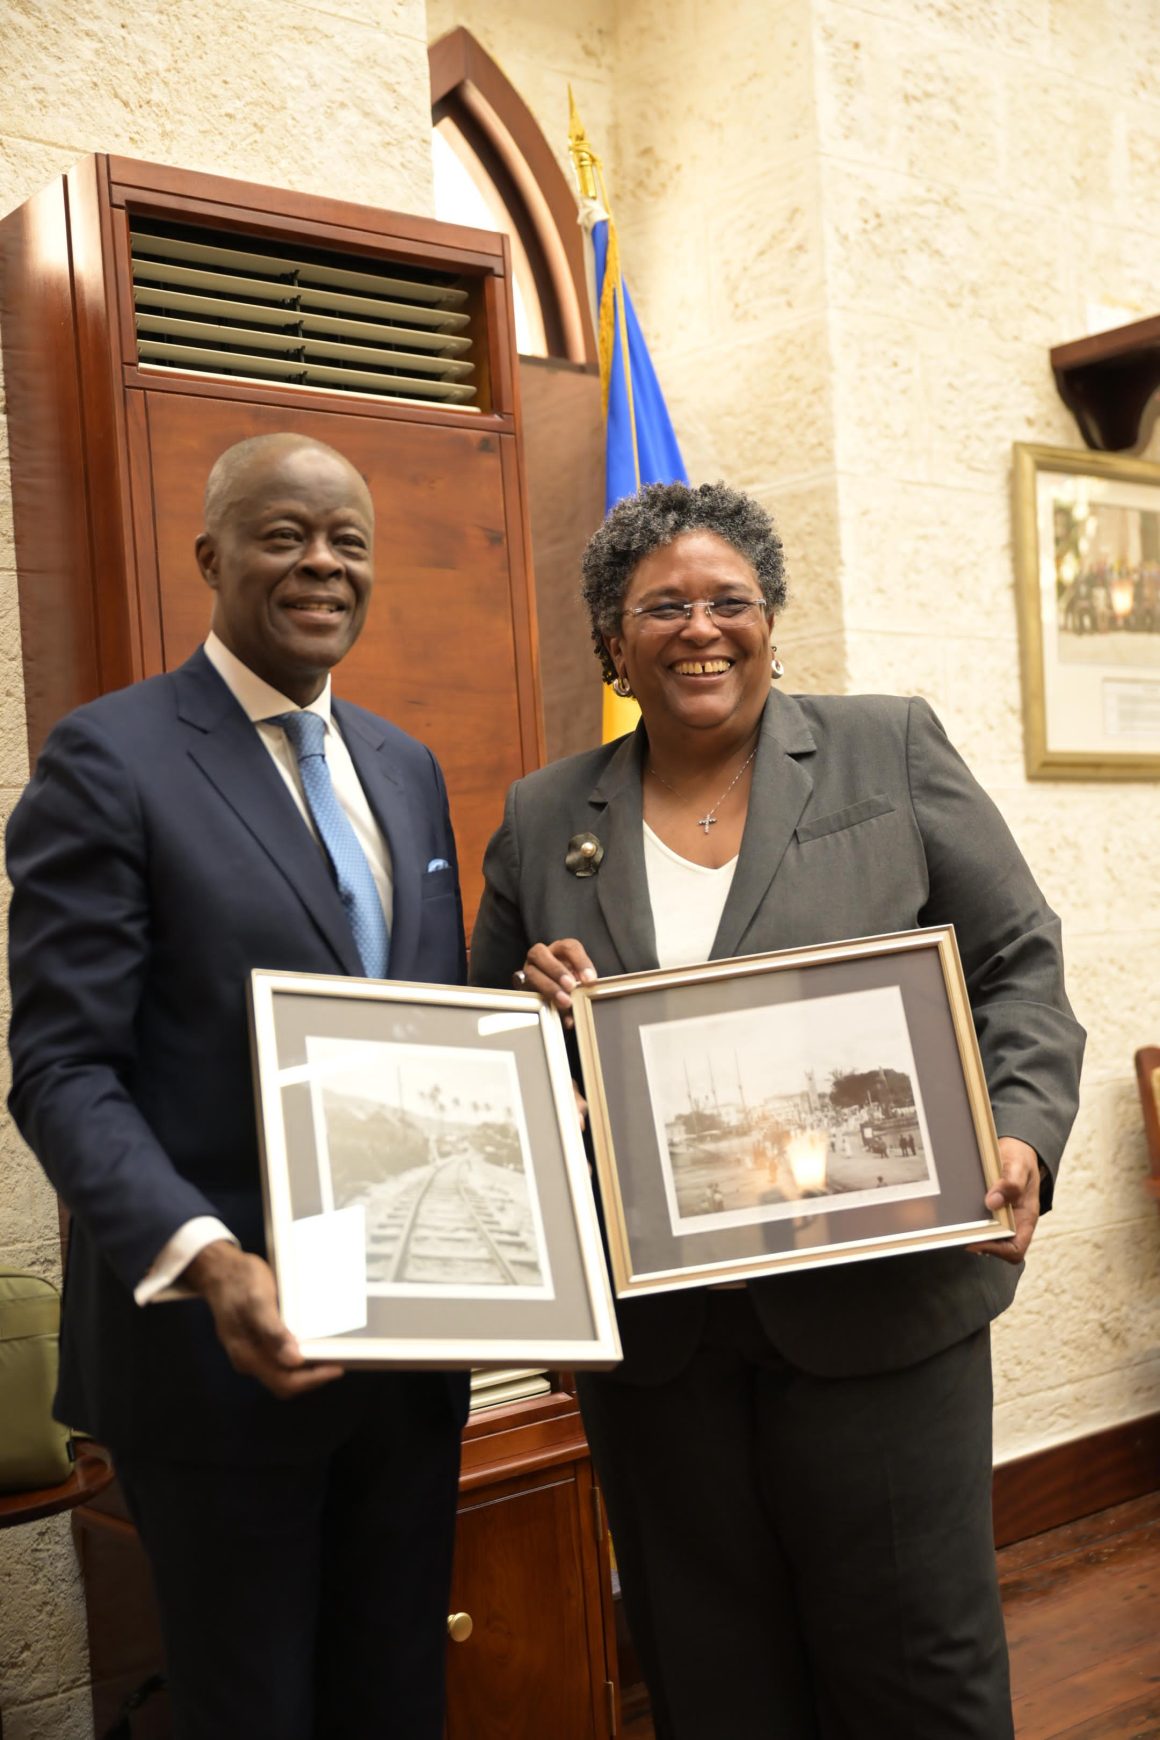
[
  {"xmin": 570, "ymin": 94, "xmax": 686, "ymax": 742},
  {"xmin": 567, "ymin": 93, "xmax": 640, "ymax": 490},
  {"xmin": 595, "ymin": 161, "xmax": 641, "ymax": 492}
]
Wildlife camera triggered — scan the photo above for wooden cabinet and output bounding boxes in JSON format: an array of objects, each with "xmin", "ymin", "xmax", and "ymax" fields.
[{"xmin": 448, "ymin": 1387, "xmax": 619, "ymax": 1739}]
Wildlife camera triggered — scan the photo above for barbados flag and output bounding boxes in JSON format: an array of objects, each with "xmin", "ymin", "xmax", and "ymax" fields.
[{"xmin": 570, "ymin": 96, "xmax": 687, "ymax": 740}]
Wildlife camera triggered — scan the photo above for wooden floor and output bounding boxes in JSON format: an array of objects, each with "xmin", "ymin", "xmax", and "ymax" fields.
[{"xmin": 622, "ymin": 1492, "xmax": 1160, "ymax": 1738}]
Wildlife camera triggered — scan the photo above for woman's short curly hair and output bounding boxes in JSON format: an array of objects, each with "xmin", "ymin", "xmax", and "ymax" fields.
[{"xmin": 580, "ymin": 481, "xmax": 786, "ymax": 685}]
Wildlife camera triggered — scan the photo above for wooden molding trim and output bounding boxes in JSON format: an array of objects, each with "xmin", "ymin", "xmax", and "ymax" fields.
[
  {"xmin": 429, "ymin": 26, "xmax": 595, "ymax": 366},
  {"xmin": 1134, "ymin": 1047, "xmax": 1160, "ymax": 1204},
  {"xmin": 992, "ymin": 1411, "xmax": 1160, "ymax": 1548}
]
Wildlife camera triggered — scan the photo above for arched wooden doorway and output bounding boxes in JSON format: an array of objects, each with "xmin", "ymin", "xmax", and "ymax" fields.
[{"xmin": 430, "ymin": 28, "xmax": 604, "ymax": 759}]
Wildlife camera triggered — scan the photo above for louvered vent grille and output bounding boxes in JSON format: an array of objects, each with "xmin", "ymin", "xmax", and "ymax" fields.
[{"xmin": 129, "ymin": 219, "xmax": 478, "ymax": 408}]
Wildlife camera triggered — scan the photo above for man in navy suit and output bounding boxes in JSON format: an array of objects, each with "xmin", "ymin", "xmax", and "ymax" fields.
[{"xmin": 7, "ymin": 433, "xmax": 469, "ymax": 1739}]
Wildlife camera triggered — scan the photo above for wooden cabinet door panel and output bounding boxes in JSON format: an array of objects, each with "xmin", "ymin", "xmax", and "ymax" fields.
[
  {"xmin": 446, "ymin": 1464, "xmax": 607, "ymax": 1740},
  {"xmin": 129, "ymin": 388, "xmax": 536, "ymax": 929}
]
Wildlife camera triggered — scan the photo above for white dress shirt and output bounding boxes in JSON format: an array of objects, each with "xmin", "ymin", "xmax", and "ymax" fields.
[
  {"xmin": 135, "ymin": 633, "xmax": 394, "ymax": 1304},
  {"xmin": 643, "ymin": 823, "xmax": 747, "ymax": 1290}
]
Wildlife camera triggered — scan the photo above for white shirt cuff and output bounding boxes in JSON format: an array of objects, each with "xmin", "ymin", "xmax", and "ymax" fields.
[{"xmin": 134, "ymin": 1217, "xmax": 238, "ymax": 1304}]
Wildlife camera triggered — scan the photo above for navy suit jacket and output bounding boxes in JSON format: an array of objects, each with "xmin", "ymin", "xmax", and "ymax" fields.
[{"xmin": 7, "ymin": 649, "xmax": 470, "ymax": 1457}]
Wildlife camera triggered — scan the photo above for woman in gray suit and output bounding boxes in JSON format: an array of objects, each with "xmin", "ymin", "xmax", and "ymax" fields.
[{"xmin": 470, "ymin": 481, "xmax": 1084, "ymax": 1739}]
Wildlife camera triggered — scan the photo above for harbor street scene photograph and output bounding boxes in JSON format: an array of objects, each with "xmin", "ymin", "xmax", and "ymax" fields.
[
  {"xmin": 304, "ymin": 1036, "xmax": 553, "ymax": 1298},
  {"xmin": 1054, "ymin": 495, "xmax": 1160, "ymax": 665},
  {"xmin": 639, "ymin": 985, "xmax": 938, "ymax": 1236}
]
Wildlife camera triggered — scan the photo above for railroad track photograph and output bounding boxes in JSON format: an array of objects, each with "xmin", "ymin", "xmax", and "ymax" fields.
[
  {"xmin": 639, "ymin": 984, "xmax": 939, "ymax": 1237},
  {"xmin": 303, "ymin": 1036, "xmax": 553, "ymax": 1298}
]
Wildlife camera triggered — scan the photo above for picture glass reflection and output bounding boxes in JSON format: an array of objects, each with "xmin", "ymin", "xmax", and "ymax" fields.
[
  {"xmin": 301, "ymin": 1035, "xmax": 555, "ymax": 1300},
  {"xmin": 638, "ymin": 986, "xmax": 939, "ymax": 1237}
]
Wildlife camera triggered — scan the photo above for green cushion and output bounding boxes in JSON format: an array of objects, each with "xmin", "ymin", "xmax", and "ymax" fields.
[{"xmin": 0, "ymin": 1271, "xmax": 73, "ymax": 1492}]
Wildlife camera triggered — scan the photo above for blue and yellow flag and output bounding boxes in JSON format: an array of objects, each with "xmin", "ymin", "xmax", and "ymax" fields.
[{"xmin": 570, "ymin": 96, "xmax": 687, "ymax": 740}]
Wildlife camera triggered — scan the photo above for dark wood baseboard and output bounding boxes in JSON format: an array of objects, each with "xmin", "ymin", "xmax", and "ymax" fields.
[{"xmin": 992, "ymin": 1410, "xmax": 1160, "ymax": 1548}]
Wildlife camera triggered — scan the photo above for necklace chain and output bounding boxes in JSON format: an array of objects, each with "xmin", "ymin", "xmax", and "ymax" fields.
[{"xmin": 649, "ymin": 744, "xmax": 758, "ymax": 835}]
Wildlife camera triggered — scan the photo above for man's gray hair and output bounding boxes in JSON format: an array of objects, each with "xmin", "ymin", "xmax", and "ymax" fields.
[{"xmin": 202, "ymin": 433, "xmax": 372, "ymax": 534}]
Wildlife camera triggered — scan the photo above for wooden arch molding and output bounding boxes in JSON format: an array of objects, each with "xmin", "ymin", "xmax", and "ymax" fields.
[{"xmin": 429, "ymin": 28, "xmax": 595, "ymax": 366}]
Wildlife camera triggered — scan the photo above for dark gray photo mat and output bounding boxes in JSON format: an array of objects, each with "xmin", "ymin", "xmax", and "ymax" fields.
[
  {"xmin": 267, "ymin": 989, "xmax": 598, "ymax": 1344},
  {"xmin": 586, "ymin": 948, "xmax": 991, "ymax": 1279}
]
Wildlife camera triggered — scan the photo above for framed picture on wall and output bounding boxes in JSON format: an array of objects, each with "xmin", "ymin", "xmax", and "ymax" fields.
[
  {"xmin": 249, "ymin": 971, "xmax": 621, "ymax": 1369},
  {"xmin": 571, "ymin": 928, "xmax": 1014, "ymax": 1299},
  {"xmin": 1012, "ymin": 441, "xmax": 1160, "ymax": 779}
]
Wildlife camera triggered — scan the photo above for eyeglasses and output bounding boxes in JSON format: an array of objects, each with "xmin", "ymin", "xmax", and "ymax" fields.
[{"xmin": 624, "ymin": 597, "xmax": 768, "ymax": 629}]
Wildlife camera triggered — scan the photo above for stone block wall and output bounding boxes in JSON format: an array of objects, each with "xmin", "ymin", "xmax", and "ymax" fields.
[
  {"xmin": 612, "ymin": 0, "xmax": 848, "ymax": 694},
  {"xmin": 0, "ymin": 4, "xmax": 434, "ymax": 1732},
  {"xmin": 450, "ymin": 0, "xmax": 1159, "ymax": 1462},
  {"xmin": 425, "ymin": 0, "xmax": 848, "ymax": 692},
  {"xmin": 810, "ymin": 0, "xmax": 1160, "ymax": 1456}
]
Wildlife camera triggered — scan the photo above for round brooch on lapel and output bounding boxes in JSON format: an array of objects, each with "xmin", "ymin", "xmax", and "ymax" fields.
[{"xmin": 565, "ymin": 832, "xmax": 604, "ymax": 877}]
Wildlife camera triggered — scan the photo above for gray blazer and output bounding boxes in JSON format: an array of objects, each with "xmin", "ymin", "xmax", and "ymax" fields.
[{"xmin": 470, "ymin": 690, "xmax": 1085, "ymax": 1382}]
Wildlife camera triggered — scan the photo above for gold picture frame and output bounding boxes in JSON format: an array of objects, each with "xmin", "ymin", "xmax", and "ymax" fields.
[
  {"xmin": 572, "ymin": 927, "xmax": 1013, "ymax": 1298},
  {"xmin": 248, "ymin": 970, "xmax": 621, "ymax": 1368},
  {"xmin": 1012, "ymin": 441, "xmax": 1160, "ymax": 779}
]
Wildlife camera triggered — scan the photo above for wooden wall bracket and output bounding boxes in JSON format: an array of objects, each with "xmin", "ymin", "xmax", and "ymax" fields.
[{"xmin": 1050, "ymin": 314, "xmax": 1160, "ymax": 452}]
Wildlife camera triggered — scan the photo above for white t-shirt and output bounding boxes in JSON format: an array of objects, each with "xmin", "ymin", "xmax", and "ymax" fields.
[{"xmin": 643, "ymin": 822, "xmax": 738, "ymax": 970}]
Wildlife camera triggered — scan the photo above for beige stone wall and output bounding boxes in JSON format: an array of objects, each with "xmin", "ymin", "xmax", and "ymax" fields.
[
  {"xmin": 611, "ymin": 0, "xmax": 847, "ymax": 693},
  {"xmin": 435, "ymin": 0, "xmax": 1159, "ymax": 1463},
  {"xmin": 427, "ymin": 0, "xmax": 847, "ymax": 690},
  {"xmin": 0, "ymin": 4, "xmax": 434, "ymax": 1732},
  {"xmin": 811, "ymin": 0, "xmax": 1160, "ymax": 1457}
]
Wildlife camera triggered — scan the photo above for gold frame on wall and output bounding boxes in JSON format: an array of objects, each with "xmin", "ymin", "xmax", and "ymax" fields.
[
  {"xmin": 1012, "ymin": 441, "xmax": 1160, "ymax": 780},
  {"xmin": 572, "ymin": 928, "xmax": 1013, "ymax": 1299}
]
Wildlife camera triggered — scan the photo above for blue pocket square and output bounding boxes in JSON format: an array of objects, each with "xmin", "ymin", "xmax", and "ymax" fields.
[{"xmin": 426, "ymin": 858, "xmax": 451, "ymax": 872}]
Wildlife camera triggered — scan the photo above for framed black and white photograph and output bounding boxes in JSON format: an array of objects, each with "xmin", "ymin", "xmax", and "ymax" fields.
[
  {"xmin": 249, "ymin": 972, "xmax": 621, "ymax": 1367},
  {"xmin": 572, "ymin": 928, "xmax": 1013, "ymax": 1297},
  {"xmin": 1012, "ymin": 441, "xmax": 1160, "ymax": 779}
]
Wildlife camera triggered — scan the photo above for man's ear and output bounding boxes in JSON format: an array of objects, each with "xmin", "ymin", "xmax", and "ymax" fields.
[{"xmin": 195, "ymin": 532, "xmax": 219, "ymax": 590}]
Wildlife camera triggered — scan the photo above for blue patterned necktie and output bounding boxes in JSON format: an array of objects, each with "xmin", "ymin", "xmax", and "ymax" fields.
[{"xmin": 272, "ymin": 711, "xmax": 390, "ymax": 979}]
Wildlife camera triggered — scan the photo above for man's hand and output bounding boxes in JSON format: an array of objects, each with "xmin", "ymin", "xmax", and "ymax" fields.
[
  {"xmin": 971, "ymin": 1137, "xmax": 1044, "ymax": 1265},
  {"xmin": 184, "ymin": 1241, "xmax": 343, "ymax": 1399},
  {"xmin": 517, "ymin": 938, "xmax": 598, "ymax": 1029}
]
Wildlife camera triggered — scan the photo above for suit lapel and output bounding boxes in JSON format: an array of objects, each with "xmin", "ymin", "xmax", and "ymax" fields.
[
  {"xmin": 589, "ymin": 730, "xmax": 660, "ymax": 972},
  {"xmin": 709, "ymin": 691, "xmax": 817, "ymax": 960},
  {"xmin": 174, "ymin": 651, "xmax": 363, "ymax": 976},
  {"xmin": 335, "ymin": 702, "xmax": 422, "ymax": 983}
]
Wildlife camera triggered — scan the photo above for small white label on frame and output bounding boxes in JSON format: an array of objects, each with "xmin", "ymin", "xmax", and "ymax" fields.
[{"xmin": 286, "ymin": 1205, "xmax": 368, "ymax": 1339}]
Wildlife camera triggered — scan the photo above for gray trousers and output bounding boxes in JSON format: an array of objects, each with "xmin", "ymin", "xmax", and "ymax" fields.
[{"xmin": 579, "ymin": 1291, "xmax": 1012, "ymax": 1740}]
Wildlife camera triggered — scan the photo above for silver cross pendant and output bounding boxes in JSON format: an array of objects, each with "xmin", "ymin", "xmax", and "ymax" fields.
[{"xmin": 697, "ymin": 814, "xmax": 717, "ymax": 834}]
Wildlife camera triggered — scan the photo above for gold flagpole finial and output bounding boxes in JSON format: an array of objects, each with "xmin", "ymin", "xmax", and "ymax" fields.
[{"xmin": 568, "ymin": 85, "xmax": 600, "ymax": 202}]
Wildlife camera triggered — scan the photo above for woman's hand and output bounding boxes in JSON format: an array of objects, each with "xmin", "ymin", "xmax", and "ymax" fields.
[
  {"xmin": 971, "ymin": 1137, "xmax": 1044, "ymax": 1264},
  {"xmin": 515, "ymin": 939, "xmax": 598, "ymax": 1029}
]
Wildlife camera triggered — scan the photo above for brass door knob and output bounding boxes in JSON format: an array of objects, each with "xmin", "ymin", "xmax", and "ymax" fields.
[{"xmin": 447, "ymin": 1611, "xmax": 473, "ymax": 1643}]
